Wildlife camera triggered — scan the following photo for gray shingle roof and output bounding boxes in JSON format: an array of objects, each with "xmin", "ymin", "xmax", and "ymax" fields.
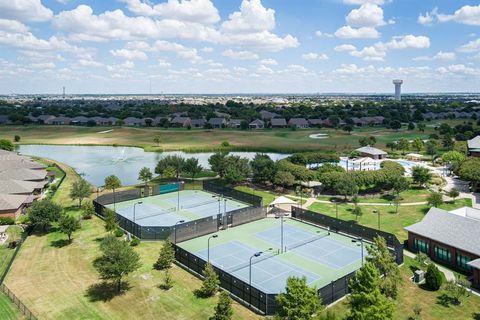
[
  {"xmin": 0, "ymin": 194, "xmax": 29, "ymax": 211},
  {"xmin": 271, "ymin": 118, "xmax": 287, "ymax": 126},
  {"xmin": 468, "ymin": 136, "xmax": 480, "ymax": 150},
  {"xmin": 0, "ymin": 159, "xmax": 45, "ymax": 171},
  {"xmin": 356, "ymin": 146, "xmax": 388, "ymax": 155},
  {"xmin": 0, "ymin": 180, "xmax": 39, "ymax": 194},
  {"xmin": 0, "ymin": 168, "xmax": 47, "ymax": 181},
  {"xmin": 405, "ymin": 207, "xmax": 480, "ymax": 256}
]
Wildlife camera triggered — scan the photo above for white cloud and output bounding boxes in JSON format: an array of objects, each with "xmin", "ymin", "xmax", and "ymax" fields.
[
  {"xmin": 437, "ymin": 5, "xmax": 480, "ymax": 26},
  {"xmin": 413, "ymin": 51, "xmax": 456, "ymax": 61},
  {"xmin": 222, "ymin": 49, "xmax": 258, "ymax": 60},
  {"xmin": 0, "ymin": 19, "xmax": 29, "ymax": 33},
  {"xmin": 335, "ymin": 44, "xmax": 357, "ymax": 52},
  {"xmin": 378, "ymin": 35, "xmax": 430, "ymax": 50},
  {"xmin": 301, "ymin": 52, "xmax": 328, "ymax": 60},
  {"xmin": 110, "ymin": 49, "xmax": 147, "ymax": 60},
  {"xmin": 343, "ymin": 0, "xmax": 385, "ymax": 5},
  {"xmin": 157, "ymin": 59, "xmax": 171, "ymax": 68},
  {"xmin": 346, "ymin": 3, "xmax": 386, "ymax": 28},
  {"xmin": 315, "ymin": 30, "xmax": 333, "ymax": 38},
  {"xmin": 457, "ymin": 38, "xmax": 480, "ymax": 53},
  {"xmin": 0, "ymin": 0, "xmax": 53, "ymax": 22},
  {"xmin": 335, "ymin": 26, "xmax": 380, "ymax": 39},
  {"xmin": 418, "ymin": 8, "xmax": 438, "ymax": 26},
  {"xmin": 121, "ymin": 0, "xmax": 220, "ymax": 25},
  {"xmin": 201, "ymin": 47, "xmax": 214, "ymax": 53},
  {"xmin": 256, "ymin": 64, "xmax": 275, "ymax": 75},
  {"xmin": 222, "ymin": 30, "xmax": 298, "ymax": 52},
  {"xmin": 437, "ymin": 64, "xmax": 478, "ymax": 76},
  {"xmin": 260, "ymin": 58, "xmax": 277, "ymax": 65},
  {"xmin": 78, "ymin": 59, "xmax": 104, "ymax": 67},
  {"xmin": 29, "ymin": 62, "xmax": 56, "ymax": 69},
  {"xmin": 350, "ymin": 46, "xmax": 386, "ymax": 61}
]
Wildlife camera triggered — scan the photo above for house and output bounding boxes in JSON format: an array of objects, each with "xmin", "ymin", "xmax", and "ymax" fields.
[
  {"xmin": 70, "ymin": 116, "xmax": 89, "ymax": 126},
  {"xmin": 190, "ymin": 119, "xmax": 206, "ymax": 128},
  {"xmin": 0, "ymin": 115, "xmax": 11, "ymax": 125},
  {"xmin": 249, "ymin": 119, "xmax": 264, "ymax": 129},
  {"xmin": 50, "ymin": 116, "xmax": 71, "ymax": 125},
  {"xmin": 288, "ymin": 118, "xmax": 309, "ymax": 129},
  {"xmin": 0, "ymin": 168, "xmax": 48, "ymax": 182},
  {"xmin": 405, "ymin": 207, "xmax": 480, "ymax": 287},
  {"xmin": 90, "ymin": 116, "xmax": 111, "ymax": 126},
  {"xmin": 0, "ymin": 194, "xmax": 30, "ymax": 219},
  {"xmin": 0, "ymin": 159, "xmax": 46, "ymax": 171},
  {"xmin": 170, "ymin": 116, "xmax": 191, "ymax": 128},
  {"xmin": 227, "ymin": 119, "xmax": 243, "ymax": 129},
  {"xmin": 107, "ymin": 117, "xmax": 119, "ymax": 125},
  {"xmin": 271, "ymin": 118, "xmax": 287, "ymax": 128},
  {"xmin": 355, "ymin": 146, "xmax": 388, "ymax": 159},
  {"xmin": 0, "ymin": 180, "xmax": 44, "ymax": 195},
  {"xmin": 37, "ymin": 115, "xmax": 56, "ymax": 124},
  {"xmin": 308, "ymin": 119, "xmax": 324, "ymax": 127},
  {"xmin": 260, "ymin": 110, "xmax": 280, "ymax": 120},
  {"xmin": 208, "ymin": 118, "xmax": 227, "ymax": 129},
  {"xmin": 123, "ymin": 117, "xmax": 144, "ymax": 126},
  {"xmin": 467, "ymin": 136, "xmax": 480, "ymax": 157}
]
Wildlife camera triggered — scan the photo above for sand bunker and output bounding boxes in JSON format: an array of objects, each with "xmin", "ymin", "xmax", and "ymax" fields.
[
  {"xmin": 98, "ymin": 129, "xmax": 114, "ymax": 134},
  {"xmin": 309, "ymin": 133, "xmax": 329, "ymax": 139}
]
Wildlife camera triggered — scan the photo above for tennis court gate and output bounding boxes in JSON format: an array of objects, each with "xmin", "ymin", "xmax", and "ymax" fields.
[{"xmin": 291, "ymin": 207, "xmax": 404, "ymax": 264}]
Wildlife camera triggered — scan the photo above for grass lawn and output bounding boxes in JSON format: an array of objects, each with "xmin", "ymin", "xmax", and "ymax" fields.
[
  {"xmin": 317, "ymin": 187, "xmax": 432, "ymax": 204},
  {"xmin": 3, "ymin": 125, "xmax": 442, "ymax": 153},
  {"xmin": 0, "ymin": 226, "xmax": 23, "ymax": 278},
  {"xmin": 323, "ymin": 256, "xmax": 480, "ymax": 320},
  {"xmin": 0, "ymin": 292, "xmax": 20, "ymax": 320},
  {"xmin": 4, "ymin": 160, "xmax": 260, "ymax": 320},
  {"xmin": 308, "ymin": 198, "xmax": 472, "ymax": 241},
  {"xmin": 234, "ymin": 185, "xmax": 277, "ymax": 206}
]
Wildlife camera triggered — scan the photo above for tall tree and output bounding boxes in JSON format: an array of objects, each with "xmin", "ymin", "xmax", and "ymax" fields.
[
  {"xmin": 411, "ymin": 138, "xmax": 424, "ymax": 152},
  {"xmin": 251, "ymin": 153, "xmax": 276, "ymax": 184},
  {"xmin": 0, "ymin": 139, "xmax": 14, "ymax": 151},
  {"xmin": 448, "ymin": 188, "xmax": 460, "ymax": 202},
  {"xmin": 274, "ymin": 170, "xmax": 295, "ymax": 189},
  {"xmin": 366, "ymin": 237, "xmax": 401, "ymax": 299},
  {"xmin": 70, "ymin": 178, "xmax": 91, "ymax": 207},
  {"xmin": 138, "ymin": 167, "xmax": 153, "ymax": 188},
  {"xmin": 275, "ymin": 276, "xmax": 322, "ymax": 320},
  {"xmin": 209, "ymin": 291, "xmax": 233, "ymax": 320},
  {"xmin": 208, "ymin": 152, "xmax": 228, "ymax": 178},
  {"xmin": 458, "ymin": 158, "xmax": 480, "ymax": 191},
  {"xmin": 391, "ymin": 176, "xmax": 409, "ymax": 213},
  {"xmin": 28, "ymin": 200, "xmax": 63, "ymax": 231},
  {"xmin": 184, "ymin": 157, "xmax": 203, "ymax": 180},
  {"xmin": 155, "ymin": 155, "xmax": 186, "ymax": 180},
  {"xmin": 425, "ymin": 263, "xmax": 443, "ymax": 291},
  {"xmin": 427, "ymin": 192, "xmax": 443, "ymax": 207},
  {"xmin": 153, "ymin": 239, "xmax": 175, "ymax": 270},
  {"xmin": 411, "ymin": 166, "xmax": 432, "ymax": 187},
  {"xmin": 397, "ymin": 138, "xmax": 410, "ymax": 154},
  {"xmin": 195, "ymin": 263, "xmax": 220, "ymax": 297},
  {"xmin": 347, "ymin": 262, "xmax": 394, "ymax": 320},
  {"xmin": 104, "ymin": 175, "xmax": 122, "ymax": 209},
  {"xmin": 334, "ymin": 175, "xmax": 358, "ymax": 200},
  {"xmin": 153, "ymin": 136, "xmax": 161, "ymax": 147},
  {"xmin": 93, "ymin": 236, "xmax": 141, "ymax": 293},
  {"xmin": 58, "ymin": 214, "xmax": 81, "ymax": 243},
  {"xmin": 223, "ymin": 155, "xmax": 251, "ymax": 184},
  {"xmin": 104, "ymin": 208, "xmax": 119, "ymax": 233}
]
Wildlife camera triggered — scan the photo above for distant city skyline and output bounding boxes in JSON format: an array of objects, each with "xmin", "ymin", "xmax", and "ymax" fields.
[{"xmin": 0, "ymin": 1, "xmax": 479, "ymax": 94}]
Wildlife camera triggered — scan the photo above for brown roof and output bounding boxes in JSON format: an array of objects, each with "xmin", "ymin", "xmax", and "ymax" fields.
[{"xmin": 0, "ymin": 194, "xmax": 29, "ymax": 211}]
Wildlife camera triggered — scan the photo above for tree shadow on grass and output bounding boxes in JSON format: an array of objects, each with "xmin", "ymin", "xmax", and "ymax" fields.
[
  {"xmin": 85, "ymin": 281, "xmax": 131, "ymax": 302},
  {"xmin": 50, "ymin": 238, "xmax": 71, "ymax": 248},
  {"xmin": 436, "ymin": 293, "xmax": 453, "ymax": 307},
  {"xmin": 472, "ymin": 312, "xmax": 480, "ymax": 320}
]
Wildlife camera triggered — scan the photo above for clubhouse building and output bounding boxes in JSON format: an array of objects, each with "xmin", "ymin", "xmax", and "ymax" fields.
[
  {"xmin": 355, "ymin": 146, "xmax": 388, "ymax": 160},
  {"xmin": 467, "ymin": 136, "xmax": 480, "ymax": 157},
  {"xmin": 0, "ymin": 150, "xmax": 49, "ymax": 219},
  {"xmin": 405, "ymin": 207, "xmax": 480, "ymax": 288}
]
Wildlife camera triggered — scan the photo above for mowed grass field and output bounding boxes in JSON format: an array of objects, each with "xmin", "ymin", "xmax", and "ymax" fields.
[
  {"xmin": 4, "ymin": 160, "xmax": 260, "ymax": 320},
  {"xmin": 0, "ymin": 293, "xmax": 20, "ymax": 320},
  {"xmin": 0, "ymin": 125, "xmax": 435, "ymax": 152}
]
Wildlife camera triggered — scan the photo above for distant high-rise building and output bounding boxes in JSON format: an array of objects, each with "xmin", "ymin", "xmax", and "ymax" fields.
[
  {"xmin": 393, "ymin": 79, "xmax": 403, "ymax": 101},
  {"xmin": 62, "ymin": 86, "xmax": 66, "ymax": 99}
]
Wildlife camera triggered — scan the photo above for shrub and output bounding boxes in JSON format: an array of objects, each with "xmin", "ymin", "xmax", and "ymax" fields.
[
  {"xmin": 221, "ymin": 141, "xmax": 230, "ymax": 147},
  {"xmin": 0, "ymin": 217, "xmax": 15, "ymax": 225},
  {"xmin": 425, "ymin": 263, "xmax": 443, "ymax": 291},
  {"xmin": 114, "ymin": 229, "xmax": 124, "ymax": 237},
  {"xmin": 130, "ymin": 238, "xmax": 140, "ymax": 246}
]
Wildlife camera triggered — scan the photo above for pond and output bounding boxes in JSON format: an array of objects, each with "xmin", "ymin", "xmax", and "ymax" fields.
[{"xmin": 18, "ymin": 145, "xmax": 289, "ymax": 187}]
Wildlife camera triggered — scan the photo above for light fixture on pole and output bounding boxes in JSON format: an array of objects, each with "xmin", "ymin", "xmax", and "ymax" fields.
[
  {"xmin": 174, "ymin": 219, "xmax": 185, "ymax": 244},
  {"xmin": 133, "ymin": 201, "xmax": 143, "ymax": 223},
  {"xmin": 331, "ymin": 199, "xmax": 338, "ymax": 219},
  {"xmin": 207, "ymin": 234, "xmax": 218, "ymax": 263},
  {"xmin": 351, "ymin": 237, "xmax": 364, "ymax": 266}
]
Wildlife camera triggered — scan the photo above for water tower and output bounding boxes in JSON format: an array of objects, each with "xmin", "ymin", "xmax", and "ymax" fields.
[{"xmin": 393, "ymin": 80, "xmax": 403, "ymax": 101}]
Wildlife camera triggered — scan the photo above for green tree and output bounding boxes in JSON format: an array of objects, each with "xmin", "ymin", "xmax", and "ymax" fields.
[
  {"xmin": 397, "ymin": 138, "xmax": 410, "ymax": 154},
  {"xmin": 161, "ymin": 269, "xmax": 174, "ymax": 290},
  {"xmin": 275, "ymin": 276, "xmax": 322, "ymax": 320},
  {"xmin": 425, "ymin": 141, "xmax": 438, "ymax": 156},
  {"xmin": 153, "ymin": 239, "xmax": 175, "ymax": 270},
  {"xmin": 104, "ymin": 175, "xmax": 121, "ymax": 209},
  {"xmin": 441, "ymin": 151, "xmax": 466, "ymax": 163},
  {"xmin": 251, "ymin": 153, "xmax": 276, "ymax": 184},
  {"xmin": 391, "ymin": 176, "xmax": 409, "ymax": 213},
  {"xmin": 352, "ymin": 206, "xmax": 363, "ymax": 221},
  {"xmin": 425, "ymin": 263, "xmax": 443, "ymax": 291},
  {"xmin": 411, "ymin": 138, "xmax": 424, "ymax": 152},
  {"xmin": 343, "ymin": 124, "xmax": 353, "ymax": 134},
  {"xmin": 28, "ymin": 200, "xmax": 63, "ymax": 231},
  {"xmin": 347, "ymin": 262, "xmax": 394, "ymax": 320},
  {"xmin": 138, "ymin": 167, "xmax": 153, "ymax": 188},
  {"xmin": 195, "ymin": 263, "xmax": 220, "ymax": 297},
  {"xmin": 458, "ymin": 158, "xmax": 480, "ymax": 191},
  {"xmin": 408, "ymin": 122, "xmax": 415, "ymax": 130},
  {"xmin": 14, "ymin": 135, "xmax": 20, "ymax": 142},
  {"xmin": 448, "ymin": 188, "xmax": 460, "ymax": 202},
  {"xmin": 58, "ymin": 214, "xmax": 81, "ymax": 243},
  {"xmin": 70, "ymin": 178, "xmax": 91, "ymax": 207},
  {"xmin": 334, "ymin": 175, "xmax": 358, "ymax": 200},
  {"xmin": 427, "ymin": 192, "xmax": 443, "ymax": 207},
  {"xmin": 93, "ymin": 236, "xmax": 141, "ymax": 293},
  {"xmin": 104, "ymin": 208, "xmax": 119, "ymax": 233},
  {"xmin": 359, "ymin": 136, "xmax": 376, "ymax": 147},
  {"xmin": 223, "ymin": 155, "xmax": 251, "ymax": 184},
  {"xmin": 411, "ymin": 166, "xmax": 432, "ymax": 186},
  {"xmin": 274, "ymin": 170, "xmax": 295, "ymax": 189},
  {"xmin": 442, "ymin": 134, "xmax": 454, "ymax": 151},
  {"xmin": 0, "ymin": 139, "xmax": 14, "ymax": 151},
  {"xmin": 366, "ymin": 237, "xmax": 401, "ymax": 299},
  {"xmin": 153, "ymin": 135, "xmax": 161, "ymax": 147},
  {"xmin": 208, "ymin": 152, "xmax": 228, "ymax": 178},
  {"xmin": 184, "ymin": 157, "xmax": 203, "ymax": 180},
  {"xmin": 390, "ymin": 120, "xmax": 402, "ymax": 131},
  {"xmin": 417, "ymin": 123, "xmax": 426, "ymax": 132},
  {"xmin": 444, "ymin": 279, "xmax": 470, "ymax": 305},
  {"xmin": 82, "ymin": 201, "xmax": 95, "ymax": 220},
  {"xmin": 155, "ymin": 155, "xmax": 186, "ymax": 180},
  {"xmin": 209, "ymin": 291, "xmax": 233, "ymax": 320}
]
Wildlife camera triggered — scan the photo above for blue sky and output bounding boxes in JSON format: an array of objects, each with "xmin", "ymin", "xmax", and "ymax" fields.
[{"xmin": 0, "ymin": 0, "xmax": 479, "ymax": 94}]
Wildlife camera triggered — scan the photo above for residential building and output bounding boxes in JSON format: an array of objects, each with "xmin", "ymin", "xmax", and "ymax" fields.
[
  {"xmin": 249, "ymin": 119, "xmax": 264, "ymax": 129},
  {"xmin": 467, "ymin": 136, "xmax": 480, "ymax": 157},
  {"xmin": 190, "ymin": 119, "xmax": 206, "ymax": 128},
  {"xmin": 170, "ymin": 116, "xmax": 191, "ymax": 128},
  {"xmin": 260, "ymin": 110, "xmax": 280, "ymax": 120},
  {"xmin": 288, "ymin": 118, "xmax": 309, "ymax": 129},
  {"xmin": 0, "ymin": 194, "xmax": 30, "ymax": 219},
  {"xmin": 227, "ymin": 119, "xmax": 243, "ymax": 129},
  {"xmin": 123, "ymin": 117, "xmax": 144, "ymax": 126},
  {"xmin": 355, "ymin": 146, "xmax": 388, "ymax": 159},
  {"xmin": 271, "ymin": 118, "xmax": 287, "ymax": 128},
  {"xmin": 208, "ymin": 118, "xmax": 227, "ymax": 128}
]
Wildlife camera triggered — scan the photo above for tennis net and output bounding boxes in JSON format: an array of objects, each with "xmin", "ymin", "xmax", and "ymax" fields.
[
  {"xmin": 286, "ymin": 231, "xmax": 329, "ymax": 251},
  {"xmin": 227, "ymin": 249, "xmax": 280, "ymax": 273},
  {"xmin": 181, "ymin": 199, "xmax": 218, "ymax": 210},
  {"xmin": 135, "ymin": 207, "xmax": 176, "ymax": 221}
]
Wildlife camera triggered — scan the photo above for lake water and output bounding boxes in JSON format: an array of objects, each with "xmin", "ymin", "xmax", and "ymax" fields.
[{"xmin": 19, "ymin": 145, "xmax": 289, "ymax": 187}]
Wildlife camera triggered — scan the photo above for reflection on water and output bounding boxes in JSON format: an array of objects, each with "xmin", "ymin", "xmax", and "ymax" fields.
[{"xmin": 19, "ymin": 145, "xmax": 289, "ymax": 187}]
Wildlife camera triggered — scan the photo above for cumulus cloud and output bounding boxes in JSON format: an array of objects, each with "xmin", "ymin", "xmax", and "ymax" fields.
[
  {"xmin": 350, "ymin": 46, "xmax": 386, "ymax": 61},
  {"xmin": 0, "ymin": 19, "xmax": 29, "ymax": 33},
  {"xmin": 437, "ymin": 5, "xmax": 480, "ymax": 26},
  {"xmin": 346, "ymin": 3, "xmax": 386, "ymax": 28},
  {"xmin": 418, "ymin": 8, "xmax": 438, "ymax": 26},
  {"xmin": 0, "ymin": 0, "xmax": 53, "ymax": 22},
  {"xmin": 315, "ymin": 30, "xmax": 333, "ymax": 38},
  {"xmin": 121, "ymin": 0, "xmax": 220, "ymax": 25},
  {"xmin": 457, "ymin": 38, "xmax": 480, "ymax": 52},
  {"xmin": 222, "ymin": 49, "xmax": 258, "ymax": 60},
  {"xmin": 343, "ymin": 0, "xmax": 385, "ymax": 5},
  {"xmin": 260, "ymin": 58, "xmax": 277, "ymax": 65},
  {"xmin": 301, "ymin": 52, "xmax": 329, "ymax": 60},
  {"xmin": 334, "ymin": 44, "xmax": 357, "ymax": 52},
  {"xmin": 377, "ymin": 35, "xmax": 430, "ymax": 50},
  {"xmin": 110, "ymin": 49, "xmax": 148, "ymax": 60},
  {"xmin": 413, "ymin": 51, "xmax": 456, "ymax": 61},
  {"xmin": 335, "ymin": 26, "xmax": 380, "ymax": 39}
]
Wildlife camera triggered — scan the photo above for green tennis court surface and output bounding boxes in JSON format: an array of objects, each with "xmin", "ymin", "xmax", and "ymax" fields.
[
  {"xmin": 179, "ymin": 218, "xmax": 365, "ymax": 293},
  {"xmin": 107, "ymin": 190, "xmax": 249, "ymax": 227}
]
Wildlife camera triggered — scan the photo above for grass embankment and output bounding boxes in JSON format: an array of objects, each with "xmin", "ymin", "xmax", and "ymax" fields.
[
  {"xmin": 324, "ymin": 256, "xmax": 480, "ymax": 320},
  {"xmin": 308, "ymin": 198, "xmax": 472, "ymax": 242},
  {"xmin": 2, "ymin": 125, "xmax": 440, "ymax": 153},
  {"xmin": 4, "ymin": 160, "xmax": 259, "ymax": 320},
  {"xmin": 0, "ymin": 293, "xmax": 20, "ymax": 320}
]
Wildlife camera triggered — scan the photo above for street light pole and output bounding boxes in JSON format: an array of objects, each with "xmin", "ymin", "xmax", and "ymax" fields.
[
  {"xmin": 373, "ymin": 209, "xmax": 380, "ymax": 230},
  {"xmin": 249, "ymin": 252, "xmax": 263, "ymax": 307},
  {"xmin": 174, "ymin": 219, "xmax": 185, "ymax": 244},
  {"xmin": 133, "ymin": 201, "xmax": 143, "ymax": 224},
  {"xmin": 352, "ymin": 237, "xmax": 364, "ymax": 266},
  {"xmin": 207, "ymin": 234, "xmax": 218, "ymax": 263},
  {"xmin": 332, "ymin": 199, "xmax": 338, "ymax": 219}
]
